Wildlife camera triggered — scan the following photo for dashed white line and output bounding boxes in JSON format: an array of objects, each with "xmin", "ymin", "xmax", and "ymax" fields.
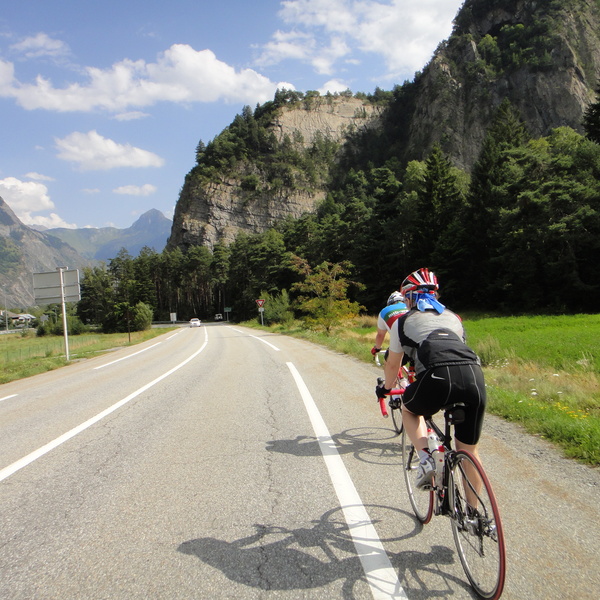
[
  {"xmin": 0, "ymin": 394, "xmax": 18, "ymax": 403},
  {"xmin": 226, "ymin": 326, "xmax": 280, "ymax": 351},
  {"xmin": 93, "ymin": 342, "xmax": 162, "ymax": 370},
  {"xmin": 0, "ymin": 329, "xmax": 208, "ymax": 484}
]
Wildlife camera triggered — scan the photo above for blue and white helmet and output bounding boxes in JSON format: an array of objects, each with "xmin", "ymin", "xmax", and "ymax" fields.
[{"xmin": 386, "ymin": 291, "xmax": 405, "ymax": 306}]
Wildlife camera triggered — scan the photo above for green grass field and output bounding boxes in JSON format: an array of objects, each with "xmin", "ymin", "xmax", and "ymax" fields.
[{"xmin": 0, "ymin": 328, "xmax": 173, "ymax": 384}]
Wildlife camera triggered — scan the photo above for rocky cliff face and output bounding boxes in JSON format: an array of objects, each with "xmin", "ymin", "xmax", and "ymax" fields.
[
  {"xmin": 271, "ymin": 96, "xmax": 381, "ymax": 146},
  {"xmin": 169, "ymin": 97, "xmax": 382, "ymax": 250},
  {"xmin": 168, "ymin": 0, "xmax": 600, "ymax": 251},
  {"xmin": 403, "ymin": 0, "xmax": 600, "ymax": 169}
]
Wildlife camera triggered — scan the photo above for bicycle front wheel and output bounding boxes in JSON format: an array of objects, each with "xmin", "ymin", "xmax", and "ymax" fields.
[
  {"xmin": 448, "ymin": 450, "xmax": 506, "ymax": 600},
  {"xmin": 400, "ymin": 429, "xmax": 433, "ymax": 524},
  {"xmin": 389, "ymin": 399, "xmax": 403, "ymax": 434}
]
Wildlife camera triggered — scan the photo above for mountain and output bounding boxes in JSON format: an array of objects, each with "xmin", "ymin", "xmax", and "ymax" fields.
[
  {"xmin": 168, "ymin": 95, "xmax": 383, "ymax": 250},
  {"xmin": 167, "ymin": 0, "xmax": 600, "ymax": 252},
  {"xmin": 394, "ymin": 0, "xmax": 600, "ymax": 170},
  {"xmin": 0, "ymin": 206, "xmax": 171, "ymax": 307},
  {"xmin": 0, "ymin": 197, "xmax": 89, "ymax": 307},
  {"xmin": 45, "ymin": 209, "xmax": 172, "ymax": 261}
]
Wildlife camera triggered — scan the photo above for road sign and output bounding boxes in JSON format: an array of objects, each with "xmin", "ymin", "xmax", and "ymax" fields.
[
  {"xmin": 33, "ymin": 269, "xmax": 81, "ymax": 304},
  {"xmin": 256, "ymin": 299, "xmax": 265, "ymax": 307}
]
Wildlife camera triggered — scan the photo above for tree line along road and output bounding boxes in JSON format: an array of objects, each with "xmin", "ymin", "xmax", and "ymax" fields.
[{"xmin": 0, "ymin": 323, "xmax": 598, "ymax": 599}]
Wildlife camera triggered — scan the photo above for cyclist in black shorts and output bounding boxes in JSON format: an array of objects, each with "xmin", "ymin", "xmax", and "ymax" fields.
[{"xmin": 376, "ymin": 268, "xmax": 487, "ymax": 488}]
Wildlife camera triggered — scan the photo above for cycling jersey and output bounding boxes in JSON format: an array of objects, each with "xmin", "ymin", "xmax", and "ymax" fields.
[
  {"xmin": 389, "ymin": 307, "xmax": 478, "ymax": 375},
  {"xmin": 389, "ymin": 307, "xmax": 486, "ymax": 445},
  {"xmin": 377, "ymin": 301, "xmax": 408, "ymax": 332}
]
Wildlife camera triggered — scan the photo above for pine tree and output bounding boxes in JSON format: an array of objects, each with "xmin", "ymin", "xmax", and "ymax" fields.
[{"xmin": 583, "ymin": 87, "xmax": 600, "ymax": 144}]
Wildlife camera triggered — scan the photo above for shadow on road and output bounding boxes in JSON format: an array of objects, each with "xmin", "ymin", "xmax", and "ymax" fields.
[
  {"xmin": 178, "ymin": 505, "xmax": 472, "ymax": 599},
  {"xmin": 266, "ymin": 427, "xmax": 403, "ymax": 466}
]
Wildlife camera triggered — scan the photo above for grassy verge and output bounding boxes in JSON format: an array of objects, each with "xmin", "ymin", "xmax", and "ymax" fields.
[
  {"xmin": 0, "ymin": 328, "xmax": 176, "ymax": 384},
  {"xmin": 243, "ymin": 314, "xmax": 600, "ymax": 466}
]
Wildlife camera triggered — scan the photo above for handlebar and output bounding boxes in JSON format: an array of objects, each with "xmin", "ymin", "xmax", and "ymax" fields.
[
  {"xmin": 374, "ymin": 349, "xmax": 386, "ymax": 367},
  {"xmin": 374, "ymin": 348, "xmax": 415, "ymax": 419},
  {"xmin": 376, "ymin": 376, "xmax": 406, "ymax": 418}
]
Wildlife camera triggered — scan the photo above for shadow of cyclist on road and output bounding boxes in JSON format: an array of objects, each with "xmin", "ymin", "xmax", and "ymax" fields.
[
  {"xmin": 265, "ymin": 427, "xmax": 402, "ymax": 466},
  {"xmin": 178, "ymin": 505, "xmax": 471, "ymax": 598}
]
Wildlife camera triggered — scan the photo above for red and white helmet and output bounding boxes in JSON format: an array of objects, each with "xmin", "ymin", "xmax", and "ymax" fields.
[{"xmin": 400, "ymin": 268, "xmax": 439, "ymax": 296}]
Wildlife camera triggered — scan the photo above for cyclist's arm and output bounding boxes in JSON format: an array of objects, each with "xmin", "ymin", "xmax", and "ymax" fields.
[
  {"xmin": 384, "ymin": 349, "xmax": 404, "ymax": 390},
  {"xmin": 373, "ymin": 327, "xmax": 387, "ymax": 351},
  {"xmin": 384, "ymin": 319, "xmax": 404, "ymax": 389}
]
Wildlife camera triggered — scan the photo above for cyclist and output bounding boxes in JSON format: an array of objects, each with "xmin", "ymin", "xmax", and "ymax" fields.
[
  {"xmin": 376, "ymin": 268, "xmax": 486, "ymax": 489},
  {"xmin": 371, "ymin": 291, "xmax": 408, "ymax": 357}
]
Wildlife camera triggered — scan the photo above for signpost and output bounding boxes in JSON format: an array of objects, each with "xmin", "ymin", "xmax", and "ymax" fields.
[
  {"xmin": 33, "ymin": 267, "xmax": 80, "ymax": 361},
  {"xmin": 256, "ymin": 298, "xmax": 265, "ymax": 325}
]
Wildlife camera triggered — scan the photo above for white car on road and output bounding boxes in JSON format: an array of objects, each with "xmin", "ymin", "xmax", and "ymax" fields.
[{"xmin": 189, "ymin": 318, "xmax": 201, "ymax": 327}]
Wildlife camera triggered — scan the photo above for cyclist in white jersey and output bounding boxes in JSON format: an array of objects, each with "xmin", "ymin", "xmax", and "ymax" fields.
[{"xmin": 371, "ymin": 291, "xmax": 408, "ymax": 356}]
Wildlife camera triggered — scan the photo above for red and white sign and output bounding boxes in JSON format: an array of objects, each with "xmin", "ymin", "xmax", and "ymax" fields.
[{"xmin": 256, "ymin": 299, "xmax": 265, "ymax": 307}]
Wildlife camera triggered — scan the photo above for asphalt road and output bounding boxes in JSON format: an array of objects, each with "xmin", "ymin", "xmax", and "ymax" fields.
[{"xmin": 0, "ymin": 324, "xmax": 598, "ymax": 599}]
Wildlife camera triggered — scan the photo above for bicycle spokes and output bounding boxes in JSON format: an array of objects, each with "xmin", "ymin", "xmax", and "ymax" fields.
[{"xmin": 449, "ymin": 451, "xmax": 505, "ymax": 600}]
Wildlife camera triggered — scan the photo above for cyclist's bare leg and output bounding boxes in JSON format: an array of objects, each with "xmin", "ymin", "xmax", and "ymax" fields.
[
  {"xmin": 455, "ymin": 440, "xmax": 480, "ymax": 462},
  {"xmin": 455, "ymin": 439, "xmax": 483, "ymax": 511},
  {"xmin": 402, "ymin": 406, "xmax": 428, "ymax": 453}
]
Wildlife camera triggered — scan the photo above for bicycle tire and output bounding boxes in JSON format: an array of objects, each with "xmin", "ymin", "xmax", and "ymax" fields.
[
  {"xmin": 448, "ymin": 450, "xmax": 506, "ymax": 600},
  {"xmin": 391, "ymin": 406, "xmax": 403, "ymax": 434},
  {"xmin": 389, "ymin": 398, "xmax": 403, "ymax": 434},
  {"xmin": 400, "ymin": 429, "xmax": 433, "ymax": 524}
]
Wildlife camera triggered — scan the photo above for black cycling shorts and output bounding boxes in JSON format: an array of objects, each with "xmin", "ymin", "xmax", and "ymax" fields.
[{"xmin": 402, "ymin": 364, "xmax": 487, "ymax": 445}]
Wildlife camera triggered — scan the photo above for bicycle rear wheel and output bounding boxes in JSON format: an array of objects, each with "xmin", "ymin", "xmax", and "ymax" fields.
[
  {"xmin": 400, "ymin": 429, "xmax": 433, "ymax": 524},
  {"xmin": 448, "ymin": 450, "xmax": 506, "ymax": 600}
]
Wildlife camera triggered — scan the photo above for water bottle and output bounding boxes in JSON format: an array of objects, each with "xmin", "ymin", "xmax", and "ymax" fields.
[
  {"xmin": 434, "ymin": 442, "xmax": 445, "ymax": 480},
  {"xmin": 427, "ymin": 428, "xmax": 440, "ymax": 453},
  {"xmin": 427, "ymin": 429, "xmax": 445, "ymax": 480}
]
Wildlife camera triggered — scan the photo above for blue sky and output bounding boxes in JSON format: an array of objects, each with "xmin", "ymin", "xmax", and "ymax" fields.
[{"xmin": 0, "ymin": 0, "xmax": 464, "ymax": 230}]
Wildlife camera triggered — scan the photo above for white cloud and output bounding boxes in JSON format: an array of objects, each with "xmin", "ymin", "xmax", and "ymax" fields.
[
  {"xmin": 113, "ymin": 184, "xmax": 157, "ymax": 196},
  {"xmin": 254, "ymin": 30, "xmax": 315, "ymax": 67},
  {"xmin": 113, "ymin": 111, "xmax": 150, "ymax": 121},
  {"xmin": 260, "ymin": 0, "xmax": 461, "ymax": 80},
  {"xmin": 0, "ymin": 176, "xmax": 75, "ymax": 228},
  {"xmin": 25, "ymin": 172, "xmax": 55, "ymax": 181},
  {"xmin": 10, "ymin": 33, "xmax": 70, "ymax": 59},
  {"xmin": 0, "ymin": 44, "xmax": 295, "ymax": 113},
  {"xmin": 318, "ymin": 79, "xmax": 351, "ymax": 95},
  {"xmin": 82, "ymin": 188, "xmax": 101, "ymax": 194},
  {"xmin": 55, "ymin": 130, "xmax": 165, "ymax": 171},
  {"xmin": 0, "ymin": 176, "xmax": 54, "ymax": 213},
  {"xmin": 26, "ymin": 212, "xmax": 77, "ymax": 229}
]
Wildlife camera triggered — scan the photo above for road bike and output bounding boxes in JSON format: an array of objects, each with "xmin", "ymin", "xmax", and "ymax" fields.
[
  {"xmin": 401, "ymin": 402, "xmax": 506, "ymax": 599},
  {"xmin": 374, "ymin": 350, "xmax": 414, "ymax": 434}
]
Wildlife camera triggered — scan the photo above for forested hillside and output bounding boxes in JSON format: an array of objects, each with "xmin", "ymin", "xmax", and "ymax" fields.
[{"xmin": 77, "ymin": 0, "xmax": 600, "ymax": 329}]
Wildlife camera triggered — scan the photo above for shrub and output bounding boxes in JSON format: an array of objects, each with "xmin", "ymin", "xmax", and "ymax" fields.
[
  {"xmin": 260, "ymin": 290, "xmax": 294, "ymax": 326},
  {"xmin": 132, "ymin": 302, "xmax": 153, "ymax": 331}
]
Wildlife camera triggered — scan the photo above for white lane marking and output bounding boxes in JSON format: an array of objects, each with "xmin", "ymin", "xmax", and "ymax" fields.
[
  {"xmin": 286, "ymin": 362, "xmax": 407, "ymax": 600},
  {"xmin": 93, "ymin": 342, "xmax": 162, "ymax": 370},
  {"xmin": 0, "ymin": 328, "xmax": 209, "ymax": 484},
  {"xmin": 226, "ymin": 326, "xmax": 280, "ymax": 351},
  {"xmin": 0, "ymin": 394, "xmax": 18, "ymax": 403},
  {"xmin": 250, "ymin": 335, "xmax": 280, "ymax": 351}
]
